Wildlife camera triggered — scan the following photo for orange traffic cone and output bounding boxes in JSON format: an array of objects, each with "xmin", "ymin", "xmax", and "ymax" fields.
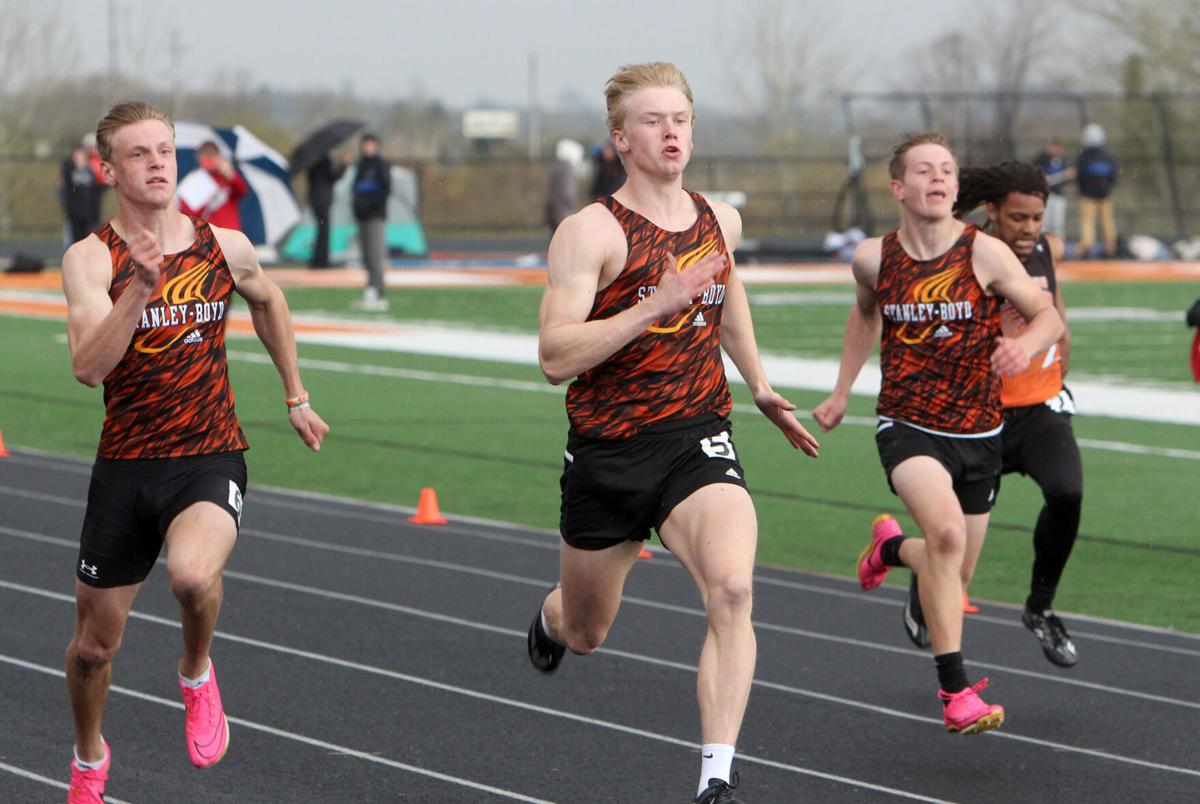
[
  {"xmin": 409, "ymin": 487, "xmax": 447, "ymax": 525},
  {"xmin": 0, "ymin": 429, "xmax": 8, "ymax": 458},
  {"xmin": 962, "ymin": 592, "xmax": 979, "ymax": 614},
  {"xmin": 638, "ymin": 546, "xmax": 652, "ymax": 559}
]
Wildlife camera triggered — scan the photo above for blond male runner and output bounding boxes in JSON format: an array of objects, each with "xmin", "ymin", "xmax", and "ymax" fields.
[
  {"xmin": 526, "ymin": 63, "xmax": 819, "ymax": 803},
  {"xmin": 61, "ymin": 102, "xmax": 328, "ymax": 802},
  {"xmin": 813, "ymin": 134, "xmax": 1062, "ymax": 734}
]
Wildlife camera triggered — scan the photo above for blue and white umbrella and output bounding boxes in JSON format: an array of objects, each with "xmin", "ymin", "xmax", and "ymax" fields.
[{"xmin": 173, "ymin": 121, "xmax": 300, "ymax": 248}]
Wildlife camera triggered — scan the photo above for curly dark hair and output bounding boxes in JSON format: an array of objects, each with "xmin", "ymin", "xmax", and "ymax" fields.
[{"xmin": 953, "ymin": 161, "xmax": 1048, "ymax": 219}]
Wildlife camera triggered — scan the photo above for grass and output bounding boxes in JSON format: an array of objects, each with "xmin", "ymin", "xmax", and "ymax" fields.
[{"xmin": 2, "ymin": 279, "xmax": 1197, "ymax": 632}]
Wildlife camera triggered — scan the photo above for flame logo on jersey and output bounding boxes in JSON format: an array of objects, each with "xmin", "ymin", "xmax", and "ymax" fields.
[
  {"xmin": 895, "ymin": 264, "xmax": 961, "ymax": 344},
  {"xmin": 646, "ymin": 239, "xmax": 722, "ymax": 334},
  {"xmin": 133, "ymin": 256, "xmax": 217, "ymax": 354}
]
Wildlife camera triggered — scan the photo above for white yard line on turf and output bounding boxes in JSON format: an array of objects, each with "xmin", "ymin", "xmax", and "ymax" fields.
[{"xmin": 226, "ymin": 350, "xmax": 1200, "ymax": 456}]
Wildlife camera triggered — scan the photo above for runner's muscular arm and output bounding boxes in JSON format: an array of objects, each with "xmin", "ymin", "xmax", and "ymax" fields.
[
  {"xmin": 1045, "ymin": 233, "xmax": 1071, "ymax": 377},
  {"xmin": 538, "ymin": 205, "xmax": 724, "ymax": 385},
  {"xmin": 215, "ymin": 227, "xmax": 328, "ymax": 451},
  {"xmin": 712, "ymin": 202, "xmax": 818, "ymax": 455},
  {"xmin": 974, "ymin": 232, "xmax": 1064, "ymax": 377},
  {"xmin": 812, "ymin": 238, "xmax": 883, "ymax": 432},
  {"xmin": 62, "ymin": 233, "xmax": 159, "ymax": 387}
]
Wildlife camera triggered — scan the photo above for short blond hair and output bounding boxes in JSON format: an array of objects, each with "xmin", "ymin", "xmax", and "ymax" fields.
[
  {"xmin": 604, "ymin": 62, "xmax": 694, "ymax": 133},
  {"xmin": 96, "ymin": 101, "xmax": 174, "ymax": 161},
  {"xmin": 888, "ymin": 132, "xmax": 955, "ymax": 180}
]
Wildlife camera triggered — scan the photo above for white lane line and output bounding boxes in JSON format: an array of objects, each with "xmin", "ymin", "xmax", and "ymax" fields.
[
  {"xmin": 2, "ymin": 483, "xmax": 1197, "ymax": 658},
  {"xmin": 0, "ymin": 760, "xmax": 133, "ymax": 804},
  {"xmin": 229, "ymin": 349, "xmax": 1200, "ymax": 442},
  {"xmin": 0, "ymin": 580, "xmax": 947, "ymax": 803},
  {"xmin": 5, "ymin": 531, "xmax": 1200, "ymax": 785},
  {"xmin": 0, "ymin": 650, "xmax": 550, "ymax": 803}
]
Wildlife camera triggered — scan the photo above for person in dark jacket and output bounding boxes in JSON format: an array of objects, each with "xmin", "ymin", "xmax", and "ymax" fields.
[
  {"xmin": 351, "ymin": 133, "xmax": 391, "ymax": 310},
  {"xmin": 307, "ymin": 153, "xmax": 347, "ymax": 268},
  {"xmin": 60, "ymin": 146, "xmax": 100, "ymax": 244},
  {"xmin": 1076, "ymin": 124, "xmax": 1118, "ymax": 257},
  {"xmin": 589, "ymin": 139, "xmax": 625, "ymax": 198}
]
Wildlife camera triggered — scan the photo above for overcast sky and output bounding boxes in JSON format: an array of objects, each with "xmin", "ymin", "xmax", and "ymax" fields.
[{"xmin": 34, "ymin": 0, "xmax": 1010, "ymax": 111}]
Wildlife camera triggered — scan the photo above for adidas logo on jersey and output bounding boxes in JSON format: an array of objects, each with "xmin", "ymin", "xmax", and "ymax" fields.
[
  {"xmin": 182, "ymin": 329, "xmax": 203, "ymax": 345},
  {"xmin": 932, "ymin": 324, "xmax": 953, "ymax": 339},
  {"xmin": 725, "ymin": 467, "xmax": 741, "ymax": 480},
  {"xmin": 692, "ymin": 310, "xmax": 707, "ymax": 327}
]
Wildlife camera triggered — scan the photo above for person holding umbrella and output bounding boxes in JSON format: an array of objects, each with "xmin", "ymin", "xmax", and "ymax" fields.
[
  {"xmin": 306, "ymin": 153, "xmax": 349, "ymax": 268},
  {"xmin": 290, "ymin": 120, "xmax": 364, "ymax": 269}
]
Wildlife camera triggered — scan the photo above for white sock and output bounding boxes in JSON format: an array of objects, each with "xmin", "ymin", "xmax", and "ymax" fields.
[
  {"xmin": 74, "ymin": 740, "xmax": 107, "ymax": 770},
  {"xmin": 698, "ymin": 743, "xmax": 735, "ymax": 796},
  {"xmin": 539, "ymin": 609, "xmax": 563, "ymax": 645},
  {"xmin": 179, "ymin": 659, "xmax": 212, "ymax": 688}
]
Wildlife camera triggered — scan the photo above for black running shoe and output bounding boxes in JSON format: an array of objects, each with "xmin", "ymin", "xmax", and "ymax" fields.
[
  {"xmin": 527, "ymin": 593, "xmax": 565, "ymax": 673},
  {"xmin": 903, "ymin": 573, "xmax": 931, "ymax": 649},
  {"xmin": 1023, "ymin": 608, "xmax": 1078, "ymax": 668},
  {"xmin": 695, "ymin": 772, "xmax": 741, "ymax": 803}
]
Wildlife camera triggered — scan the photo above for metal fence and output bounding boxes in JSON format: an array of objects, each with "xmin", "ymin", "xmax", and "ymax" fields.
[{"xmin": 4, "ymin": 92, "xmax": 1198, "ymax": 248}]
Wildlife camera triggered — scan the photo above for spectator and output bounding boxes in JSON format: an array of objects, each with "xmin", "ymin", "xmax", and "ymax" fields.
[
  {"xmin": 179, "ymin": 140, "xmax": 249, "ymax": 231},
  {"xmin": 60, "ymin": 146, "xmax": 100, "ymax": 244},
  {"xmin": 545, "ymin": 138, "xmax": 584, "ymax": 234},
  {"xmin": 589, "ymin": 139, "xmax": 625, "ymax": 198},
  {"xmin": 351, "ymin": 133, "xmax": 391, "ymax": 311},
  {"xmin": 307, "ymin": 152, "xmax": 348, "ymax": 268},
  {"xmin": 1076, "ymin": 124, "xmax": 1118, "ymax": 258},
  {"xmin": 1033, "ymin": 137, "xmax": 1074, "ymax": 238},
  {"xmin": 81, "ymin": 133, "xmax": 107, "ymax": 231}
]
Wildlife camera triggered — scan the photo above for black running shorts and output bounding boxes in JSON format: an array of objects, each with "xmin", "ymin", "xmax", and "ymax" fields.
[
  {"xmin": 875, "ymin": 420, "xmax": 1000, "ymax": 515},
  {"xmin": 77, "ymin": 451, "xmax": 247, "ymax": 588},
  {"xmin": 559, "ymin": 414, "xmax": 748, "ymax": 551},
  {"xmin": 1001, "ymin": 394, "xmax": 1078, "ymax": 477}
]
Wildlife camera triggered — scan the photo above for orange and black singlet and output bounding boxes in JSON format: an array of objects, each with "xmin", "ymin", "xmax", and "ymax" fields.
[
  {"xmin": 999, "ymin": 235, "xmax": 1063, "ymax": 407},
  {"xmin": 564, "ymin": 191, "xmax": 732, "ymax": 439},
  {"xmin": 876, "ymin": 223, "xmax": 1003, "ymax": 435},
  {"xmin": 94, "ymin": 218, "xmax": 249, "ymax": 459}
]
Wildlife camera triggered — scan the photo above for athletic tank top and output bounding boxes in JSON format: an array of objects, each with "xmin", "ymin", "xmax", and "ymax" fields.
[
  {"xmin": 876, "ymin": 223, "xmax": 1003, "ymax": 435},
  {"xmin": 95, "ymin": 217, "xmax": 249, "ymax": 459},
  {"xmin": 564, "ymin": 191, "xmax": 732, "ymax": 439},
  {"xmin": 999, "ymin": 235, "xmax": 1063, "ymax": 407}
]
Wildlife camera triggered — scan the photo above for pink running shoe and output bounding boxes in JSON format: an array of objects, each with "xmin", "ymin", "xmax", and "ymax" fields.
[
  {"xmin": 858, "ymin": 514, "xmax": 902, "ymax": 590},
  {"xmin": 179, "ymin": 661, "xmax": 231, "ymax": 768},
  {"xmin": 67, "ymin": 738, "xmax": 109, "ymax": 803},
  {"xmin": 938, "ymin": 678, "xmax": 1006, "ymax": 735}
]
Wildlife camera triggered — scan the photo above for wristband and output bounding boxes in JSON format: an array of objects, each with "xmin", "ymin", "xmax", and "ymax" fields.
[{"xmin": 286, "ymin": 392, "xmax": 310, "ymax": 413}]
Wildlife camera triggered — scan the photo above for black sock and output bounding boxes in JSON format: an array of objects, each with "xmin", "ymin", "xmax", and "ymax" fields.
[
  {"xmin": 934, "ymin": 651, "xmax": 970, "ymax": 693},
  {"xmin": 880, "ymin": 536, "xmax": 906, "ymax": 567},
  {"xmin": 1026, "ymin": 584, "xmax": 1055, "ymax": 615}
]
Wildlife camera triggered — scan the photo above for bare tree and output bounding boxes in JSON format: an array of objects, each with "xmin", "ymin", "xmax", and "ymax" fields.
[
  {"xmin": 0, "ymin": 0, "xmax": 80, "ymax": 235},
  {"xmin": 1068, "ymin": 0, "xmax": 1200, "ymax": 90},
  {"xmin": 720, "ymin": 0, "xmax": 853, "ymax": 149},
  {"xmin": 897, "ymin": 0, "xmax": 1059, "ymax": 160}
]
